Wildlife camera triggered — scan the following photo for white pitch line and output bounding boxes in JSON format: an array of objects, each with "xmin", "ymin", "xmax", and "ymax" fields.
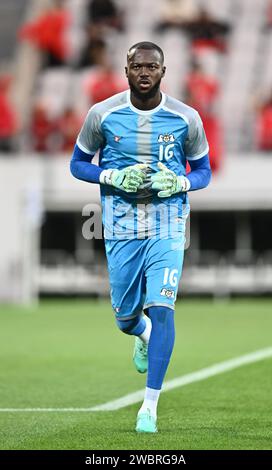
[{"xmin": 1, "ymin": 347, "xmax": 272, "ymax": 413}]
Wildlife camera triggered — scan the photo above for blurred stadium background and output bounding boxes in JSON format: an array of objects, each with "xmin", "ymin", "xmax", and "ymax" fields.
[
  {"xmin": 1, "ymin": 0, "xmax": 272, "ymax": 451},
  {"xmin": 1, "ymin": 0, "xmax": 272, "ymax": 303}
]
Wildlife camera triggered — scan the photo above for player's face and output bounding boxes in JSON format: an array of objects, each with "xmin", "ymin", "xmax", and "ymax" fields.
[{"xmin": 125, "ymin": 49, "xmax": 166, "ymax": 99}]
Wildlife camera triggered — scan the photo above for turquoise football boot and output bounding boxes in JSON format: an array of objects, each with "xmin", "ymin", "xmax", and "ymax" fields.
[
  {"xmin": 133, "ymin": 337, "xmax": 148, "ymax": 373},
  {"xmin": 136, "ymin": 409, "xmax": 158, "ymax": 433}
]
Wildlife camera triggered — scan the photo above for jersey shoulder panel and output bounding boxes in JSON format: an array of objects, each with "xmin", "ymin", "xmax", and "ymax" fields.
[
  {"xmin": 163, "ymin": 95, "xmax": 198, "ymax": 125},
  {"xmin": 164, "ymin": 95, "xmax": 209, "ymax": 160},
  {"xmin": 91, "ymin": 90, "xmax": 130, "ymax": 123}
]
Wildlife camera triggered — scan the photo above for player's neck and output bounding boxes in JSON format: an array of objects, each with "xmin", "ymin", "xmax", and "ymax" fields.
[{"xmin": 130, "ymin": 91, "xmax": 162, "ymax": 111}]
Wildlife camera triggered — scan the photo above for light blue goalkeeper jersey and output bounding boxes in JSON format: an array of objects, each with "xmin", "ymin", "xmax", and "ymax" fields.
[{"xmin": 77, "ymin": 90, "xmax": 209, "ymax": 239}]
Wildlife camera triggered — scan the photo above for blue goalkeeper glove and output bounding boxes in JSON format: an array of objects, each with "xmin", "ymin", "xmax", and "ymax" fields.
[
  {"xmin": 100, "ymin": 163, "xmax": 148, "ymax": 192},
  {"xmin": 151, "ymin": 162, "xmax": 191, "ymax": 197}
]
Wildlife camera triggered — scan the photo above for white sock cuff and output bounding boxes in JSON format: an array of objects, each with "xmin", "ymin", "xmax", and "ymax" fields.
[
  {"xmin": 145, "ymin": 387, "xmax": 161, "ymax": 401},
  {"xmin": 139, "ymin": 314, "xmax": 152, "ymax": 344}
]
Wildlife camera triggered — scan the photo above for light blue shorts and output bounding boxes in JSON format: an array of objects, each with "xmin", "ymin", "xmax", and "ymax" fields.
[{"xmin": 105, "ymin": 236, "xmax": 185, "ymax": 320}]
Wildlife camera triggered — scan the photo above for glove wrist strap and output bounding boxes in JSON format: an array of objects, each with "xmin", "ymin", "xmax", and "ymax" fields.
[
  {"xmin": 178, "ymin": 176, "xmax": 191, "ymax": 192},
  {"xmin": 99, "ymin": 169, "xmax": 114, "ymax": 185}
]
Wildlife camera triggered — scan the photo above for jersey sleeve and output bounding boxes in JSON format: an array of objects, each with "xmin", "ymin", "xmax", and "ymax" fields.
[
  {"xmin": 184, "ymin": 111, "xmax": 209, "ymax": 161},
  {"xmin": 76, "ymin": 106, "xmax": 104, "ymax": 155}
]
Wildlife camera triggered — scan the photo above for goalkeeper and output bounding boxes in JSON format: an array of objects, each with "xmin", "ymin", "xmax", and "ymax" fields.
[{"xmin": 70, "ymin": 41, "xmax": 211, "ymax": 433}]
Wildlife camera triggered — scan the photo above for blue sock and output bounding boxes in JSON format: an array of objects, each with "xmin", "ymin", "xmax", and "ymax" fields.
[
  {"xmin": 147, "ymin": 306, "xmax": 175, "ymax": 390},
  {"xmin": 116, "ymin": 316, "xmax": 146, "ymax": 336}
]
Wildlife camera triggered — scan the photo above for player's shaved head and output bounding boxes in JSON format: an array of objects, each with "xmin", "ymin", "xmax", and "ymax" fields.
[{"xmin": 127, "ymin": 42, "xmax": 164, "ymax": 64}]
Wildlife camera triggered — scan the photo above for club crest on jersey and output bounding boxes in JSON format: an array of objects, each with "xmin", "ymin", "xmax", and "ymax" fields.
[{"xmin": 158, "ymin": 133, "xmax": 175, "ymax": 144}]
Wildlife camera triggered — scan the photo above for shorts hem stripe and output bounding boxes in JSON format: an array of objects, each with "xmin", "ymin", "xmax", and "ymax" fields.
[
  {"xmin": 143, "ymin": 302, "xmax": 175, "ymax": 311},
  {"xmin": 114, "ymin": 312, "xmax": 142, "ymax": 320}
]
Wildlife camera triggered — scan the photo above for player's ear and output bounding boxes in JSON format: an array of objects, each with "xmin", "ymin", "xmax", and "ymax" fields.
[
  {"xmin": 161, "ymin": 66, "xmax": 166, "ymax": 77},
  {"xmin": 125, "ymin": 66, "xmax": 128, "ymax": 78}
]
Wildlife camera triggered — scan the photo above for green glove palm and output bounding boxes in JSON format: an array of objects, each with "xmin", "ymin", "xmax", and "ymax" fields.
[
  {"xmin": 100, "ymin": 164, "xmax": 148, "ymax": 192},
  {"xmin": 151, "ymin": 162, "xmax": 190, "ymax": 197}
]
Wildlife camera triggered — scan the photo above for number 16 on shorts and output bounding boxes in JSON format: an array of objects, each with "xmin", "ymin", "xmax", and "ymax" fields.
[
  {"xmin": 163, "ymin": 268, "xmax": 178, "ymax": 287},
  {"xmin": 160, "ymin": 268, "xmax": 179, "ymax": 300}
]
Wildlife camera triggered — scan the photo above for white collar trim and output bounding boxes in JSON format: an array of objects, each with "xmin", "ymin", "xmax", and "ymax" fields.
[{"xmin": 127, "ymin": 90, "xmax": 166, "ymax": 115}]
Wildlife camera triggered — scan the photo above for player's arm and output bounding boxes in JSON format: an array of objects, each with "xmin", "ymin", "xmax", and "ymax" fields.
[
  {"xmin": 70, "ymin": 106, "xmax": 104, "ymax": 184},
  {"xmin": 184, "ymin": 110, "xmax": 212, "ymax": 191},
  {"xmin": 186, "ymin": 153, "xmax": 211, "ymax": 191},
  {"xmin": 70, "ymin": 108, "xmax": 147, "ymax": 192},
  {"xmin": 70, "ymin": 143, "xmax": 102, "ymax": 183}
]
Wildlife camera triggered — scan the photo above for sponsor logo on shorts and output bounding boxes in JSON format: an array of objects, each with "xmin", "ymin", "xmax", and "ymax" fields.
[{"xmin": 160, "ymin": 288, "xmax": 175, "ymax": 299}]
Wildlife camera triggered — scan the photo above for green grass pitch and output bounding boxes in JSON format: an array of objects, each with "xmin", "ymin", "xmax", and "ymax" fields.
[{"xmin": 0, "ymin": 298, "xmax": 272, "ymax": 450}]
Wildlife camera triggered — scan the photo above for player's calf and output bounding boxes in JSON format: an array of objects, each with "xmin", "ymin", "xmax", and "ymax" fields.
[{"xmin": 135, "ymin": 306, "xmax": 175, "ymax": 432}]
